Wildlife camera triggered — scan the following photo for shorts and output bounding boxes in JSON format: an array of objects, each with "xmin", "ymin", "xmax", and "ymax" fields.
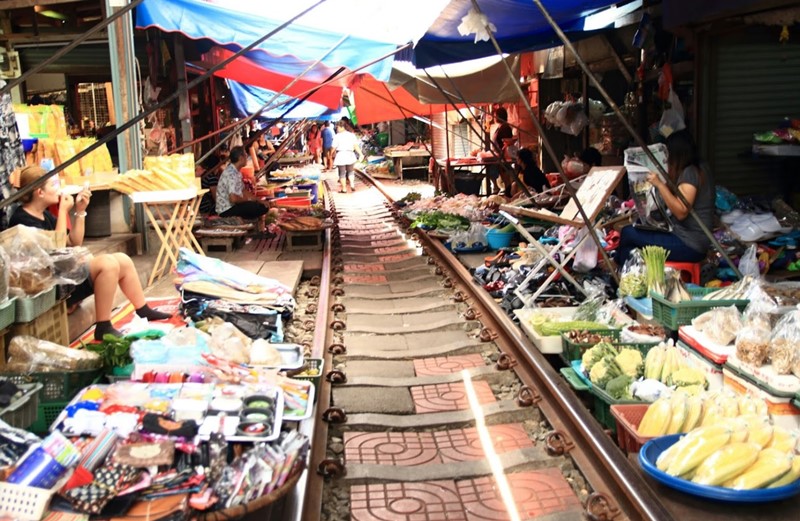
[
  {"xmin": 337, "ymin": 164, "xmax": 354, "ymax": 179},
  {"xmin": 66, "ymin": 263, "xmax": 94, "ymax": 307},
  {"xmin": 220, "ymin": 201, "xmax": 269, "ymax": 220}
]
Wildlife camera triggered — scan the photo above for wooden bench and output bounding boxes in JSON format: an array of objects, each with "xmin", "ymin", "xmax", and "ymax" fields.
[{"xmin": 196, "ymin": 228, "xmax": 250, "ymax": 252}]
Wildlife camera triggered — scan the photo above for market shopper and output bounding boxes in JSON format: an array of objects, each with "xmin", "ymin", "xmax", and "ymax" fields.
[
  {"xmin": 616, "ymin": 130, "xmax": 715, "ymax": 267},
  {"xmin": 10, "ymin": 166, "xmax": 172, "ymax": 340},
  {"xmin": 488, "ymin": 107, "xmax": 514, "ymax": 194},
  {"xmin": 307, "ymin": 123, "xmax": 322, "ymax": 164},
  {"xmin": 331, "ymin": 120, "xmax": 363, "ymax": 193},
  {"xmin": 249, "ymin": 133, "xmax": 275, "ymax": 170},
  {"xmin": 216, "ymin": 146, "xmax": 269, "ymax": 227},
  {"xmin": 321, "ymin": 121, "xmax": 335, "ymax": 170}
]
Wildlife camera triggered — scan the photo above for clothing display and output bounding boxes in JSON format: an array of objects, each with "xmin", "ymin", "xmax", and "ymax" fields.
[{"xmin": 0, "ymin": 81, "xmax": 27, "ymax": 228}]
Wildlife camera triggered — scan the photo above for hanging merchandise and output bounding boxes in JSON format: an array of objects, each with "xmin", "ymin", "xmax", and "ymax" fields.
[{"xmin": 0, "ymin": 80, "xmax": 27, "ymax": 227}]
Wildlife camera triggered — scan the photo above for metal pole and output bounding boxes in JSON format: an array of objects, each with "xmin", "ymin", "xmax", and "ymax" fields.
[
  {"xmin": 468, "ymin": 0, "xmax": 618, "ymax": 283},
  {"xmin": 0, "ymin": 0, "xmax": 145, "ymax": 95},
  {"xmin": 0, "ymin": 0, "xmax": 329, "ymax": 210},
  {"xmin": 529, "ymin": 0, "xmax": 741, "ymax": 279}
]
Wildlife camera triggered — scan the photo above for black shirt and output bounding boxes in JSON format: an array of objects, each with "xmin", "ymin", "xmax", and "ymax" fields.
[
  {"xmin": 520, "ymin": 164, "xmax": 548, "ymax": 193},
  {"xmin": 9, "ymin": 206, "xmax": 57, "ymax": 230}
]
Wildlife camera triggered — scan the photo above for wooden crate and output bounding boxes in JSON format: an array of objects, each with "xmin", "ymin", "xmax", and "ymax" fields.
[
  {"xmin": 7, "ymin": 301, "xmax": 69, "ymax": 349},
  {"xmin": 285, "ymin": 230, "xmax": 323, "ymax": 252}
]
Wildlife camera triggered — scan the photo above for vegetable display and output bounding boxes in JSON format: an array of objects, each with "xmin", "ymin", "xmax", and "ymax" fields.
[
  {"xmin": 410, "ymin": 211, "xmax": 469, "ymax": 231},
  {"xmin": 641, "ymin": 246, "xmax": 669, "ymax": 295}
]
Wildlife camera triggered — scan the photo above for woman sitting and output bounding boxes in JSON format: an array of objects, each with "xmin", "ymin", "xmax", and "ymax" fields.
[
  {"xmin": 511, "ymin": 148, "xmax": 548, "ymax": 197},
  {"xmin": 616, "ymin": 130, "xmax": 715, "ymax": 267},
  {"xmin": 10, "ymin": 166, "xmax": 171, "ymax": 340}
]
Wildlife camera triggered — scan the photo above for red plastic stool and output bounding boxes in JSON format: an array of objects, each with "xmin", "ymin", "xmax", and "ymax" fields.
[{"xmin": 665, "ymin": 261, "xmax": 702, "ymax": 285}]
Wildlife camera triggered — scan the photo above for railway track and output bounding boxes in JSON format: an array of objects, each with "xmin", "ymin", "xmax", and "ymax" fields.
[{"xmin": 299, "ymin": 175, "xmax": 675, "ymax": 521}]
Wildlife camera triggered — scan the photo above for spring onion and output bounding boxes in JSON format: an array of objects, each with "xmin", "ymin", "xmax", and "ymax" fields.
[{"xmin": 641, "ymin": 246, "xmax": 670, "ymax": 296}]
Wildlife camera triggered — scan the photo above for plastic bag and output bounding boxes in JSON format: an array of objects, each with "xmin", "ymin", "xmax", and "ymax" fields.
[
  {"xmin": 572, "ymin": 227, "xmax": 598, "ymax": 273},
  {"xmin": 658, "ymin": 88, "xmax": 686, "ymax": 138},
  {"xmin": 6, "ymin": 226, "xmax": 57, "ymax": 296},
  {"xmin": 0, "ymin": 246, "xmax": 9, "ymax": 302},
  {"xmin": 770, "ymin": 310, "xmax": 800, "ymax": 374},
  {"xmin": 49, "ymin": 247, "xmax": 92, "ymax": 286},
  {"xmin": 691, "ymin": 306, "xmax": 743, "ymax": 346},
  {"xmin": 619, "ymin": 248, "xmax": 647, "ymax": 298},
  {"xmin": 467, "ymin": 222, "xmax": 488, "ymax": 249},
  {"xmin": 735, "ymin": 325, "xmax": 771, "ymax": 366},
  {"xmin": 574, "ymin": 280, "xmax": 606, "ymax": 321},
  {"xmin": 5, "ymin": 335, "xmax": 101, "ymax": 372},
  {"xmin": 738, "ymin": 244, "xmax": 760, "ymax": 279}
]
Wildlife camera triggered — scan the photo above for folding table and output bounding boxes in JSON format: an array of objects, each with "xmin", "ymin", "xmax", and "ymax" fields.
[
  {"xmin": 499, "ymin": 166, "xmax": 626, "ymax": 306},
  {"xmin": 130, "ymin": 188, "xmax": 206, "ymax": 285}
]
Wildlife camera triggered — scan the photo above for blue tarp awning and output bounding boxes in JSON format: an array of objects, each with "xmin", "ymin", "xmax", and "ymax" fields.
[
  {"xmin": 227, "ymin": 80, "xmax": 344, "ymax": 121},
  {"xmin": 412, "ymin": 0, "xmax": 623, "ymax": 68}
]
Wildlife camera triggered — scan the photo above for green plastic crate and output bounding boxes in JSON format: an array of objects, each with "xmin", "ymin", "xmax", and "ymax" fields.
[
  {"xmin": 0, "ymin": 369, "xmax": 101, "ymax": 403},
  {"xmin": 560, "ymin": 366, "xmax": 590, "ymax": 392},
  {"xmin": 0, "ymin": 382, "xmax": 42, "ymax": 429},
  {"xmin": 560, "ymin": 329, "xmax": 621, "ymax": 362},
  {"xmin": 28, "ymin": 400, "xmax": 70, "ymax": 434},
  {"xmin": 0, "ymin": 297, "xmax": 16, "ymax": 330},
  {"xmin": 589, "ymin": 385, "xmax": 643, "ymax": 436},
  {"xmin": 650, "ymin": 287, "xmax": 749, "ymax": 330}
]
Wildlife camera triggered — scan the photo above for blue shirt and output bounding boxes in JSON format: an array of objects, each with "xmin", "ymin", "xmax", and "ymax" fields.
[{"xmin": 321, "ymin": 126, "xmax": 335, "ymax": 149}]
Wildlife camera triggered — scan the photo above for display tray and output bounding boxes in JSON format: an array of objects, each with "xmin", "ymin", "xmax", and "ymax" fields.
[
  {"xmin": 678, "ymin": 325, "xmax": 733, "ymax": 365},
  {"xmin": 50, "ymin": 383, "xmax": 285, "ymax": 443},
  {"xmin": 639, "ymin": 434, "xmax": 800, "ymax": 502},
  {"xmin": 724, "ymin": 353, "xmax": 800, "ymax": 398},
  {"xmin": 513, "ymin": 307, "xmax": 580, "ymax": 354},
  {"xmin": 624, "ymin": 296, "xmax": 653, "ymax": 319},
  {"xmin": 279, "ymin": 379, "xmax": 315, "ymax": 422},
  {"xmin": 250, "ymin": 344, "xmax": 304, "ymax": 371}
]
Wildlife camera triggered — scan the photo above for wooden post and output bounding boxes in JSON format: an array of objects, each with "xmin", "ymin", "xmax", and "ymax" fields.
[{"xmin": 173, "ymin": 34, "xmax": 193, "ymax": 153}]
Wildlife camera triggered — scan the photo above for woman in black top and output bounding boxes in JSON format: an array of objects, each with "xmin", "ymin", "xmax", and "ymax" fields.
[
  {"xmin": 512, "ymin": 148, "xmax": 548, "ymax": 196},
  {"xmin": 10, "ymin": 166, "xmax": 171, "ymax": 340}
]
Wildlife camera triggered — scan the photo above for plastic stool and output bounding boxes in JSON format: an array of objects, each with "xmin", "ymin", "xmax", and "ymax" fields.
[{"xmin": 665, "ymin": 261, "xmax": 702, "ymax": 285}]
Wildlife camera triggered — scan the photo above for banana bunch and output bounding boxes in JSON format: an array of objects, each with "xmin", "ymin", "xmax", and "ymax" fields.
[
  {"xmin": 643, "ymin": 340, "xmax": 706, "ymax": 392},
  {"xmin": 655, "ymin": 418, "xmax": 800, "ymax": 489},
  {"xmin": 111, "ymin": 168, "xmax": 193, "ymax": 195},
  {"xmin": 639, "ymin": 390, "xmax": 769, "ymax": 437},
  {"xmin": 279, "ymin": 216, "xmax": 324, "ymax": 232}
]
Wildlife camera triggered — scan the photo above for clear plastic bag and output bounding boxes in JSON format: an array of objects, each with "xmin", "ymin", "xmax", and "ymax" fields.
[
  {"xmin": 572, "ymin": 227, "xmax": 599, "ymax": 273},
  {"xmin": 0, "ymin": 246, "xmax": 9, "ymax": 302},
  {"xmin": 618, "ymin": 248, "xmax": 647, "ymax": 298},
  {"xmin": 691, "ymin": 306, "xmax": 743, "ymax": 346},
  {"xmin": 49, "ymin": 247, "xmax": 93, "ymax": 286},
  {"xmin": 5, "ymin": 335, "xmax": 101, "ymax": 372},
  {"xmin": 738, "ymin": 244, "xmax": 760, "ymax": 279},
  {"xmin": 6, "ymin": 226, "xmax": 56, "ymax": 296},
  {"xmin": 770, "ymin": 310, "xmax": 800, "ymax": 375},
  {"xmin": 735, "ymin": 325, "xmax": 771, "ymax": 366}
]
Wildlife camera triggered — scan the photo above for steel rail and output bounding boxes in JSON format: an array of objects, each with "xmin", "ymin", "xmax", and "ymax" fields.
[{"xmin": 360, "ymin": 169, "xmax": 674, "ymax": 521}]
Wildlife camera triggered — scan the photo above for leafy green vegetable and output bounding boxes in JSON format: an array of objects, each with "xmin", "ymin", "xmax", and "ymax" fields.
[
  {"xmin": 605, "ymin": 375, "xmax": 633, "ymax": 400},
  {"xmin": 410, "ymin": 211, "xmax": 469, "ymax": 231},
  {"xmin": 85, "ymin": 332, "xmax": 164, "ymax": 369}
]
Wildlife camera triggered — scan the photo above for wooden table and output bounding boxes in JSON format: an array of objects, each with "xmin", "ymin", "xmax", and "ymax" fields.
[
  {"xmin": 384, "ymin": 149, "xmax": 431, "ymax": 180},
  {"xmin": 130, "ymin": 189, "xmax": 206, "ymax": 285},
  {"xmin": 277, "ymin": 155, "xmax": 313, "ymax": 166}
]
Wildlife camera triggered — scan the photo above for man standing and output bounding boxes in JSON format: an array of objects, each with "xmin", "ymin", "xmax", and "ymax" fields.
[{"xmin": 321, "ymin": 121, "xmax": 335, "ymax": 170}]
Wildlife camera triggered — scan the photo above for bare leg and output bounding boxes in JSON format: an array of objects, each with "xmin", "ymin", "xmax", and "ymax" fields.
[
  {"xmin": 111, "ymin": 252, "xmax": 147, "ymax": 309},
  {"xmin": 88, "ymin": 255, "xmax": 121, "ymax": 322}
]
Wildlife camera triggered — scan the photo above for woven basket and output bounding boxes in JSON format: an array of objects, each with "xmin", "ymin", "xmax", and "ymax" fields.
[{"xmin": 197, "ymin": 464, "xmax": 304, "ymax": 521}]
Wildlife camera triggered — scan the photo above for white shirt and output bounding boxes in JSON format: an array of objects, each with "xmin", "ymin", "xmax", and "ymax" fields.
[{"xmin": 332, "ymin": 131, "xmax": 360, "ymax": 166}]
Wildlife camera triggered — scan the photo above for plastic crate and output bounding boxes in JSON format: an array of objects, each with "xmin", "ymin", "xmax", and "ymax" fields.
[
  {"xmin": 650, "ymin": 287, "xmax": 749, "ymax": 330},
  {"xmin": 0, "ymin": 478, "xmax": 62, "ymax": 521},
  {"xmin": 0, "ymin": 369, "xmax": 101, "ymax": 404},
  {"xmin": 287, "ymin": 358, "xmax": 323, "ymax": 401},
  {"xmin": 589, "ymin": 385, "xmax": 643, "ymax": 436},
  {"xmin": 610, "ymin": 403, "xmax": 653, "ymax": 453},
  {"xmin": 560, "ymin": 329, "xmax": 622, "ymax": 362},
  {"xmin": 14, "ymin": 286, "xmax": 56, "ymax": 323},
  {"xmin": 0, "ymin": 297, "xmax": 16, "ymax": 330},
  {"xmin": 0, "ymin": 382, "xmax": 42, "ymax": 429},
  {"xmin": 9, "ymin": 301, "xmax": 69, "ymax": 346},
  {"xmin": 560, "ymin": 366, "xmax": 590, "ymax": 392},
  {"xmin": 28, "ymin": 400, "xmax": 71, "ymax": 434}
]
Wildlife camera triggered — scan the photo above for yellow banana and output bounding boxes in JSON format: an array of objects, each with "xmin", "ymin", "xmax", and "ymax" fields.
[
  {"xmin": 666, "ymin": 393, "xmax": 689, "ymax": 435},
  {"xmin": 725, "ymin": 448, "xmax": 793, "ymax": 490},
  {"xmin": 768, "ymin": 455, "xmax": 800, "ymax": 488},
  {"xmin": 638, "ymin": 397, "xmax": 672, "ymax": 437},
  {"xmin": 766, "ymin": 427, "xmax": 800, "ymax": 454},
  {"xmin": 681, "ymin": 395, "xmax": 704, "ymax": 433},
  {"xmin": 691, "ymin": 442, "xmax": 761, "ymax": 486},
  {"xmin": 666, "ymin": 431, "xmax": 732, "ymax": 477}
]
